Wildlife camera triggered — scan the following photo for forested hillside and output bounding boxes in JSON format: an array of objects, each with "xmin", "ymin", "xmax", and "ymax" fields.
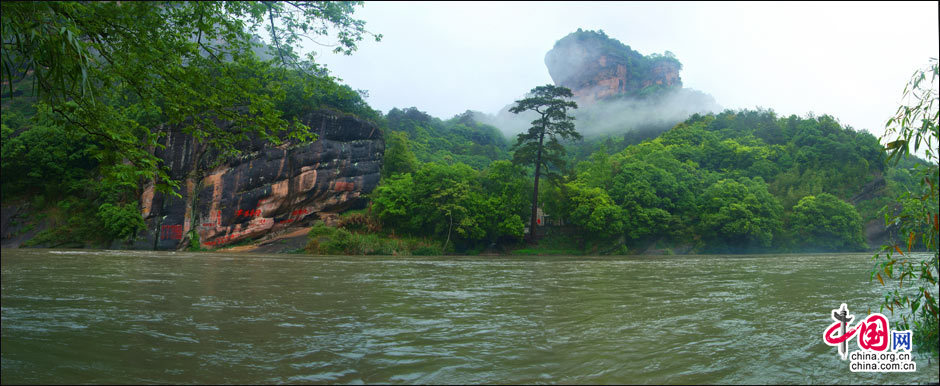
[
  {"xmin": 1, "ymin": 13, "xmax": 927, "ymax": 255},
  {"xmin": 1, "ymin": 64, "xmax": 381, "ymax": 247},
  {"xmin": 369, "ymin": 107, "xmax": 925, "ymax": 254}
]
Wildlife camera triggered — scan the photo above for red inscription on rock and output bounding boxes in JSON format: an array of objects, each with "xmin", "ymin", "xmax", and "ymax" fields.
[{"xmin": 161, "ymin": 225, "xmax": 182, "ymax": 240}]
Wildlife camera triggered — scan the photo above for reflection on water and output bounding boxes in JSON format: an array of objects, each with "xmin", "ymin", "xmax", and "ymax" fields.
[{"xmin": 2, "ymin": 249, "xmax": 938, "ymax": 384}]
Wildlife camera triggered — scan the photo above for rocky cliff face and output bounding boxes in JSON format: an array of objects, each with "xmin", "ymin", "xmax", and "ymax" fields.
[
  {"xmin": 850, "ymin": 175, "xmax": 895, "ymax": 249},
  {"xmin": 545, "ymin": 30, "xmax": 682, "ymax": 103},
  {"xmin": 645, "ymin": 60, "xmax": 681, "ymax": 88},
  {"xmin": 138, "ymin": 109, "xmax": 383, "ymax": 250}
]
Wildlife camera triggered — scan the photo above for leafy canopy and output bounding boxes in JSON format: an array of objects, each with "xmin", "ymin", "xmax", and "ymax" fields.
[
  {"xmin": 871, "ymin": 58, "xmax": 939, "ymax": 357},
  {"xmin": 381, "ymin": 131, "xmax": 419, "ymax": 178},
  {"xmin": 0, "ymin": 1, "xmax": 381, "ymax": 194},
  {"xmin": 371, "ymin": 153, "xmax": 532, "ymax": 250},
  {"xmin": 509, "ymin": 84, "xmax": 580, "ymax": 242},
  {"xmin": 790, "ymin": 193, "xmax": 866, "ymax": 252},
  {"xmin": 698, "ymin": 177, "xmax": 783, "ymax": 252},
  {"xmin": 385, "ymin": 107, "xmax": 510, "ymax": 170},
  {"xmin": 509, "ymin": 84, "xmax": 581, "ymax": 174},
  {"xmin": 372, "ymin": 162, "xmax": 488, "ymax": 251}
]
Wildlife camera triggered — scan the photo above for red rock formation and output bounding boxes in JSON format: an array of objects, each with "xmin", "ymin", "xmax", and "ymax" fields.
[
  {"xmin": 138, "ymin": 109, "xmax": 383, "ymax": 250},
  {"xmin": 644, "ymin": 60, "xmax": 681, "ymax": 88},
  {"xmin": 544, "ymin": 30, "xmax": 682, "ymax": 104}
]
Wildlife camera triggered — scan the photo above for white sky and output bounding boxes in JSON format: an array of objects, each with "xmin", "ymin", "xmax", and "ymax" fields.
[{"xmin": 307, "ymin": 1, "xmax": 939, "ymax": 140}]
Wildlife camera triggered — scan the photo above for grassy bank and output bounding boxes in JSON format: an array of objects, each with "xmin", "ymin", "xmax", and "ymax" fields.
[{"xmin": 305, "ymin": 223, "xmax": 444, "ymax": 256}]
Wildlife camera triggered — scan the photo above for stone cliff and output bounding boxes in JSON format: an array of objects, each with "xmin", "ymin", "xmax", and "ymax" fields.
[
  {"xmin": 545, "ymin": 29, "xmax": 682, "ymax": 103},
  {"xmin": 138, "ymin": 109, "xmax": 383, "ymax": 250}
]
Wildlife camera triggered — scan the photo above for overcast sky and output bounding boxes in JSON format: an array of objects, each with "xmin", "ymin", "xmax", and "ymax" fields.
[{"xmin": 307, "ymin": 1, "xmax": 938, "ymax": 139}]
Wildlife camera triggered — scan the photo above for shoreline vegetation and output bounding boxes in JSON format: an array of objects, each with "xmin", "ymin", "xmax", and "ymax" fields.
[
  {"xmin": 1, "ymin": 0, "xmax": 936, "ymax": 366},
  {"xmin": 193, "ymin": 209, "xmax": 903, "ymax": 257},
  {"xmin": 0, "ymin": 8, "xmax": 930, "ymax": 258},
  {"xmin": 5, "ymin": 103, "xmax": 930, "ymax": 256}
]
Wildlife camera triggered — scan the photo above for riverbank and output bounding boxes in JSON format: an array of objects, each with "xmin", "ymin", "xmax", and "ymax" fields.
[
  {"xmin": 1, "ymin": 206, "xmax": 893, "ymax": 256},
  {"xmin": 211, "ymin": 224, "xmax": 889, "ymax": 257},
  {"xmin": 215, "ymin": 227, "xmax": 312, "ymax": 254}
]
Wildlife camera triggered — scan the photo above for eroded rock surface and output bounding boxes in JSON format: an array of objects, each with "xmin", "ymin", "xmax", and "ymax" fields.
[
  {"xmin": 138, "ymin": 109, "xmax": 383, "ymax": 250},
  {"xmin": 545, "ymin": 30, "xmax": 682, "ymax": 103}
]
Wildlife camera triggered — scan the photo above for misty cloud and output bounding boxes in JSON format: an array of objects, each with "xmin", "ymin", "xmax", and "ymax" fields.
[
  {"xmin": 312, "ymin": 2, "xmax": 938, "ymax": 144},
  {"xmin": 472, "ymin": 87, "xmax": 722, "ymax": 140}
]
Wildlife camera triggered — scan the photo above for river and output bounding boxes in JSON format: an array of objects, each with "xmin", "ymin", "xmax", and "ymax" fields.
[{"xmin": 1, "ymin": 249, "xmax": 937, "ymax": 384}]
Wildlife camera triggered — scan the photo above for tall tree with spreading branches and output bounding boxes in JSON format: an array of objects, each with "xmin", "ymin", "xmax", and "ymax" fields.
[{"xmin": 509, "ymin": 84, "xmax": 580, "ymax": 243}]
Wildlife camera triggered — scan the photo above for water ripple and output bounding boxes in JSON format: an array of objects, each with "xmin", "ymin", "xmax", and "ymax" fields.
[{"xmin": 1, "ymin": 250, "xmax": 938, "ymax": 384}]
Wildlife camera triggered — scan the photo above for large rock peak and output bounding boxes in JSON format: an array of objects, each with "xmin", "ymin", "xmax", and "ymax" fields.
[{"xmin": 545, "ymin": 29, "xmax": 682, "ymax": 103}]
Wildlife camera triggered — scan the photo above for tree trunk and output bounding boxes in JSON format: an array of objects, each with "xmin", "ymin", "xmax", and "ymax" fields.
[
  {"xmin": 528, "ymin": 130, "xmax": 545, "ymax": 244},
  {"xmin": 444, "ymin": 213, "xmax": 453, "ymax": 252}
]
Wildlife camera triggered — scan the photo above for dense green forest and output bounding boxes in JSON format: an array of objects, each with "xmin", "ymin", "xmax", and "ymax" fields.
[
  {"xmin": 369, "ymin": 106, "xmax": 927, "ymax": 254},
  {"xmin": 3, "ymin": 0, "xmax": 936, "ymax": 368},
  {"xmin": 384, "ymin": 107, "xmax": 510, "ymax": 171},
  {"xmin": 0, "ymin": 2, "xmax": 928, "ymax": 255},
  {"xmin": 1, "ymin": 1, "xmax": 385, "ymax": 247},
  {"xmin": 3, "ymin": 65, "xmax": 928, "ymax": 253},
  {"xmin": 1, "ymin": 64, "xmax": 381, "ymax": 246}
]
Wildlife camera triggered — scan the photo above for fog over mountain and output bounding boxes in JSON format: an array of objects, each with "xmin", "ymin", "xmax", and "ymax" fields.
[
  {"xmin": 471, "ymin": 28, "xmax": 723, "ymax": 138},
  {"xmin": 474, "ymin": 87, "xmax": 722, "ymax": 139},
  {"xmin": 310, "ymin": 2, "xmax": 939, "ymax": 143}
]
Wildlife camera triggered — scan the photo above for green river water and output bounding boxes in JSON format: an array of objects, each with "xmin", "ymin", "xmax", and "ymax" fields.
[{"xmin": 1, "ymin": 249, "xmax": 938, "ymax": 384}]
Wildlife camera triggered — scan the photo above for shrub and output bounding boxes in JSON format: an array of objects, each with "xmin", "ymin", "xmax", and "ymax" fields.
[
  {"xmin": 789, "ymin": 193, "xmax": 866, "ymax": 251},
  {"xmin": 337, "ymin": 212, "xmax": 381, "ymax": 233},
  {"xmin": 97, "ymin": 202, "xmax": 145, "ymax": 241}
]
